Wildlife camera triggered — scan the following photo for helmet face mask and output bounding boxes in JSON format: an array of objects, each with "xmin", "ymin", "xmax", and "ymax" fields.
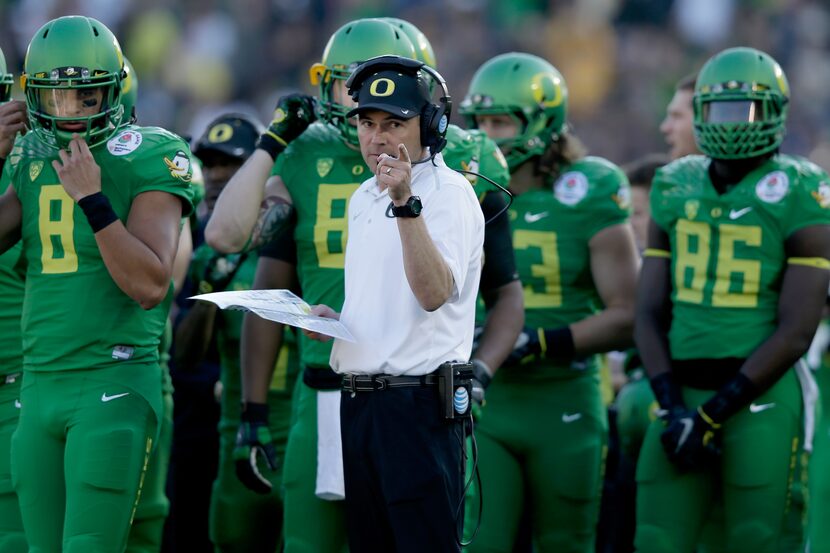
[
  {"xmin": 693, "ymin": 47, "xmax": 789, "ymax": 160},
  {"xmin": 0, "ymin": 48, "xmax": 12, "ymax": 104},
  {"xmin": 23, "ymin": 16, "xmax": 125, "ymax": 149},
  {"xmin": 460, "ymin": 53, "xmax": 567, "ymax": 170},
  {"xmin": 309, "ymin": 18, "xmax": 416, "ymax": 145}
]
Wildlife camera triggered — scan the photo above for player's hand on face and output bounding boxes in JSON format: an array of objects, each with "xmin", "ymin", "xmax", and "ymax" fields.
[
  {"xmin": 377, "ymin": 143, "xmax": 412, "ymax": 204},
  {"xmin": 52, "ymin": 133, "xmax": 101, "ymax": 202},
  {"xmin": 0, "ymin": 100, "xmax": 27, "ymax": 158}
]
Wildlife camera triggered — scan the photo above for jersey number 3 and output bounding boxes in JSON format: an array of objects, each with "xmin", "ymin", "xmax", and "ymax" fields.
[{"xmin": 38, "ymin": 185, "xmax": 78, "ymax": 274}]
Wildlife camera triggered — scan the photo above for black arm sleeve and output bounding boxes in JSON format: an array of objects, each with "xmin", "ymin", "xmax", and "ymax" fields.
[
  {"xmin": 479, "ymin": 191, "xmax": 518, "ymax": 293},
  {"xmin": 258, "ymin": 225, "xmax": 297, "ymax": 265}
]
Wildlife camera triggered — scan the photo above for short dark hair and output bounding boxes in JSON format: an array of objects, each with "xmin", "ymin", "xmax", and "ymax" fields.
[
  {"xmin": 676, "ymin": 72, "xmax": 697, "ymax": 93},
  {"xmin": 623, "ymin": 153, "xmax": 671, "ymax": 190}
]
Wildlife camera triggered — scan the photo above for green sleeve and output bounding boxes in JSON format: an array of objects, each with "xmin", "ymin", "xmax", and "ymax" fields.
[
  {"xmin": 649, "ymin": 165, "xmax": 672, "ymax": 232},
  {"xmin": 782, "ymin": 162, "xmax": 830, "ymax": 237},
  {"xmin": 130, "ymin": 134, "xmax": 196, "ymax": 218},
  {"xmin": 580, "ymin": 162, "xmax": 631, "ymax": 238}
]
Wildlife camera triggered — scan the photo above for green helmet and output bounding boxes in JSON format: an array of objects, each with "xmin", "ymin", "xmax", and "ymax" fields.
[
  {"xmin": 460, "ymin": 52, "xmax": 567, "ymax": 170},
  {"xmin": 308, "ymin": 18, "xmax": 416, "ymax": 145},
  {"xmin": 0, "ymin": 47, "xmax": 13, "ymax": 103},
  {"xmin": 693, "ymin": 47, "xmax": 789, "ymax": 160},
  {"xmin": 383, "ymin": 18, "xmax": 436, "ymax": 68},
  {"xmin": 23, "ymin": 16, "xmax": 125, "ymax": 149},
  {"xmin": 121, "ymin": 57, "xmax": 138, "ymax": 124}
]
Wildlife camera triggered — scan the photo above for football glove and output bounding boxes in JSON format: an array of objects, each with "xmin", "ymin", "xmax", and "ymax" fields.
[
  {"xmin": 233, "ymin": 402, "xmax": 278, "ymax": 494},
  {"xmin": 660, "ymin": 407, "xmax": 721, "ymax": 471},
  {"xmin": 257, "ymin": 94, "xmax": 317, "ymax": 160},
  {"xmin": 198, "ymin": 252, "xmax": 246, "ymax": 294},
  {"xmin": 504, "ymin": 327, "xmax": 542, "ymax": 366},
  {"xmin": 470, "ymin": 359, "xmax": 492, "ymax": 407}
]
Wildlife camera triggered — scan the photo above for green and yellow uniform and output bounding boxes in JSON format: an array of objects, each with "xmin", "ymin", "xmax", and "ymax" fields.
[
  {"xmin": 4, "ymin": 125, "xmax": 193, "ymax": 552},
  {"xmin": 272, "ymin": 121, "xmax": 510, "ymax": 552},
  {"xmin": 191, "ymin": 243, "xmax": 300, "ymax": 553},
  {"xmin": 469, "ymin": 157, "xmax": 630, "ymax": 553},
  {"xmin": 635, "ymin": 154, "xmax": 828, "ymax": 553},
  {"xmin": 0, "ymin": 177, "xmax": 26, "ymax": 553}
]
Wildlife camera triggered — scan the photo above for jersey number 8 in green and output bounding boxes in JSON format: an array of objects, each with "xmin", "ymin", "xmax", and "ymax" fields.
[
  {"xmin": 675, "ymin": 219, "xmax": 761, "ymax": 308},
  {"xmin": 38, "ymin": 185, "xmax": 78, "ymax": 274}
]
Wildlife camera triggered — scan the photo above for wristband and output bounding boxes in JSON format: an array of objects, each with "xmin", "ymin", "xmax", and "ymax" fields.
[
  {"xmin": 78, "ymin": 192, "xmax": 119, "ymax": 233},
  {"xmin": 240, "ymin": 401, "xmax": 269, "ymax": 423},
  {"xmin": 649, "ymin": 371, "xmax": 686, "ymax": 417},
  {"xmin": 541, "ymin": 326, "xmax": 575, "ymax": 363},
  {"xmin": 700, "ymin": 372, "xmax": 758, "ymax": 425},
  {"xmin": 255, "ymin": 132, "xmax": 287, "ymax": 161}
]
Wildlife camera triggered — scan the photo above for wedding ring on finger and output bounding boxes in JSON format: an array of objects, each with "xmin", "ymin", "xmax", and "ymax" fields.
[{"xmin": 385, "ymin": 166, "xmax": 392, "ymax": 175}]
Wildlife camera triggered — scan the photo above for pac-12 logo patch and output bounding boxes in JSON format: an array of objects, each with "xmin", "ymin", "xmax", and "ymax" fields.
[
  {"xmin": 554, "ymin": 171, "xmax": 589, "ymax": 206},
  {"xmin": 107, "ymin": 130, "xmax": 143, "ymax": 156},
  {"xmin": 164, "ymin": 151, "xmax": 192, "ymax": 182},
  {"xmin": 755, "ymin": 171, "xmax": 789, "ymax": 204}
]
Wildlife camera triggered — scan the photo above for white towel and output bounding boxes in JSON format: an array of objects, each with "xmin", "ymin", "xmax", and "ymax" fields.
[
  {"xmin": 315, "ymin": 390, "xmax": 345, "ymax": 500},
  {"xmin": 795, "ymin": 359, "xmax": 818, "ymax": 453}
]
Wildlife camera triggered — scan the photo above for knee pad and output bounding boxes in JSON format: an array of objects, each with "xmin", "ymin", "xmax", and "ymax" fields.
[{"xmin": 79, "ymin": 428, "xmax": 144, "ymax": 492}]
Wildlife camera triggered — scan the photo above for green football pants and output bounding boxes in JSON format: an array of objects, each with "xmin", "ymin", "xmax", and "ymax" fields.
[
  {"xmin": 466, "ymin": 371, "xmax": 607, "ymax": 553},
  {"xmin": 12, "ymin": 365, "xmax": 161, "ymax": 553},
  {"xmin": 209, "ymin": 389, "xmax": 294, "ymax": 552},
  {"xmin": 0, "ymin": 375, "xmax": 26, "ymax": 553},
  {"xmin": 282, "ymin": 380, "xmax": 348, "ymax": 553},
  {"xmin": 635, "ymin": 369, "xmax": 806, "ymax": 553},
  {"xmin": 126, "ymin": 385, "xmax": 173, "ymax": 553},
  {"xmin": 809, "ymin": 363, "xmax": 830, "ymax": 553}
]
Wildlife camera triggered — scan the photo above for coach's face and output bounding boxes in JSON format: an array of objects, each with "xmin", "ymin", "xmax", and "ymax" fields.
[{"xmin": 357, "ymin": 109, "xmax": 425, "ymax": 174}]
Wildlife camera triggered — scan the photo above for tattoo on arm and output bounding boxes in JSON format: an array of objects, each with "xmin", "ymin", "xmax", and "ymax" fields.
[{"xmin": 248, "ymin": 195, "xmax": 295, "ymax": 252}]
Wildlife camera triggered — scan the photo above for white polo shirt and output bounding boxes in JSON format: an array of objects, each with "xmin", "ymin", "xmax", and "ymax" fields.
[{"xmin": 330, "ymin": 153, "xmax": 484, "ymax": 376}]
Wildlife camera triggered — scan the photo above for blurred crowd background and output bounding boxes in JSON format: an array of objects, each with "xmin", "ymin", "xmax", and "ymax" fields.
[{"xmin": 0, "ymin": 0, "xmax": 828, "ymax": 169}]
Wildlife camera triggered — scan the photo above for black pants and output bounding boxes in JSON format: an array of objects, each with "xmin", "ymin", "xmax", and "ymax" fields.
[{"xmin": 340, "ymin": 385, "xmax": 465, "ymax": 553}]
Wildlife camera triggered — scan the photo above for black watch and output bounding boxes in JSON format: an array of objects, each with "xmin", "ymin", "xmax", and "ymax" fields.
[{"xmin": 390, "ymin": 196, "xmax": 422, "ymax": 218}]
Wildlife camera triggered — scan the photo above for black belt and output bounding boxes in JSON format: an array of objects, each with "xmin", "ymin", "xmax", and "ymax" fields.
[
  {"xmin": 342, "ymin": 374, "xmax": 439, "ymax": 392},
  {"xmin": 1, "ymin": 372, "xmax": 21, "ymax": 386}
]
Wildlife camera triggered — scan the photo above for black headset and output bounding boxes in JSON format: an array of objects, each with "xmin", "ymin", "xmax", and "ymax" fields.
[{"xmin": 345, "ymin": 55, "xmax": 452, "ymax": 155}]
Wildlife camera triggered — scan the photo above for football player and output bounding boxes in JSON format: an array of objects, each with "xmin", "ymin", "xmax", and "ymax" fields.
[
  {"xmin": 635, "ymin": 47, "xmax": 828, "ymax": 553},
  {"xmin": 460, "ymin": 52, "xmax": 639, "ymax": 552},
  {"xmin": 0, "ymin": 45, "xmax": 28, "ymax": 553},
  {"xmin": 0, "ymin": 16, "xmax": 194, "ymax": 551}
]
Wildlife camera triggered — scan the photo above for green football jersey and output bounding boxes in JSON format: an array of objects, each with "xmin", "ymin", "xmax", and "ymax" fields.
[
  {"xmin": 0, "ymin": 178, "xmax": 24, "ymax": 375},
  {"xmin": 510, "ymin": 156, "xmax": 630, "ymax": 369},
  {"xmin": 3, "ymin": 126, "xmax": 195, "ymax": 371},
  {"xmin": 651, "ymin": 154, "xmax": 830, "ymax": 360},
  {"xmin": 443, "ymin": 125, "xmax": 510, "ymax": 195},
  {"xmin": 271, "ymin": 122, "xmax": 363, "ymax": 369}
]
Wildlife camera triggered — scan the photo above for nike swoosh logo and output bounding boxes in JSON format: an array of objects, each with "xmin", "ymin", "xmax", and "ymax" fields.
[
  {"xmin": 749, "ymin": 402, "xmax": 775, "ymax": 413},
  {"xmin": 400, "ymin": 109, "xmax": 410, "ymax": 115},
  {"xmin": 524, "ymin": 211, "xmax": 549, "ymax": 223},
  {"xmin": 101, "ymin": 392, "xmax": 130, "ymax": 403},
  {"xmin": 562, "ymin": 412, "xmax": 582, "ymax": 423},
  {"xmin": 729, "ymin": 207, "xmax": 753, "ymax": 220},
  {"xmin": 14, "ymin": 400, "xmax": 20, "ymax": 409},
  {"xmin": 676, "ymin": 418, "xmax": 694, "ymax": 452}
]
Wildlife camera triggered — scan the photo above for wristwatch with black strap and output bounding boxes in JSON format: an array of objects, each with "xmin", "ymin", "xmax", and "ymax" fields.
[{"xmin": 390, "ymin": 195, "xmax": 422, "ymax": 218}]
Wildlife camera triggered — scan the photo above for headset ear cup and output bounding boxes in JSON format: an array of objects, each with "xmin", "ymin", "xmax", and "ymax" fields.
[{"xmin": 421, "ymin": 104, "xmax": 436, "ymax": 148}]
